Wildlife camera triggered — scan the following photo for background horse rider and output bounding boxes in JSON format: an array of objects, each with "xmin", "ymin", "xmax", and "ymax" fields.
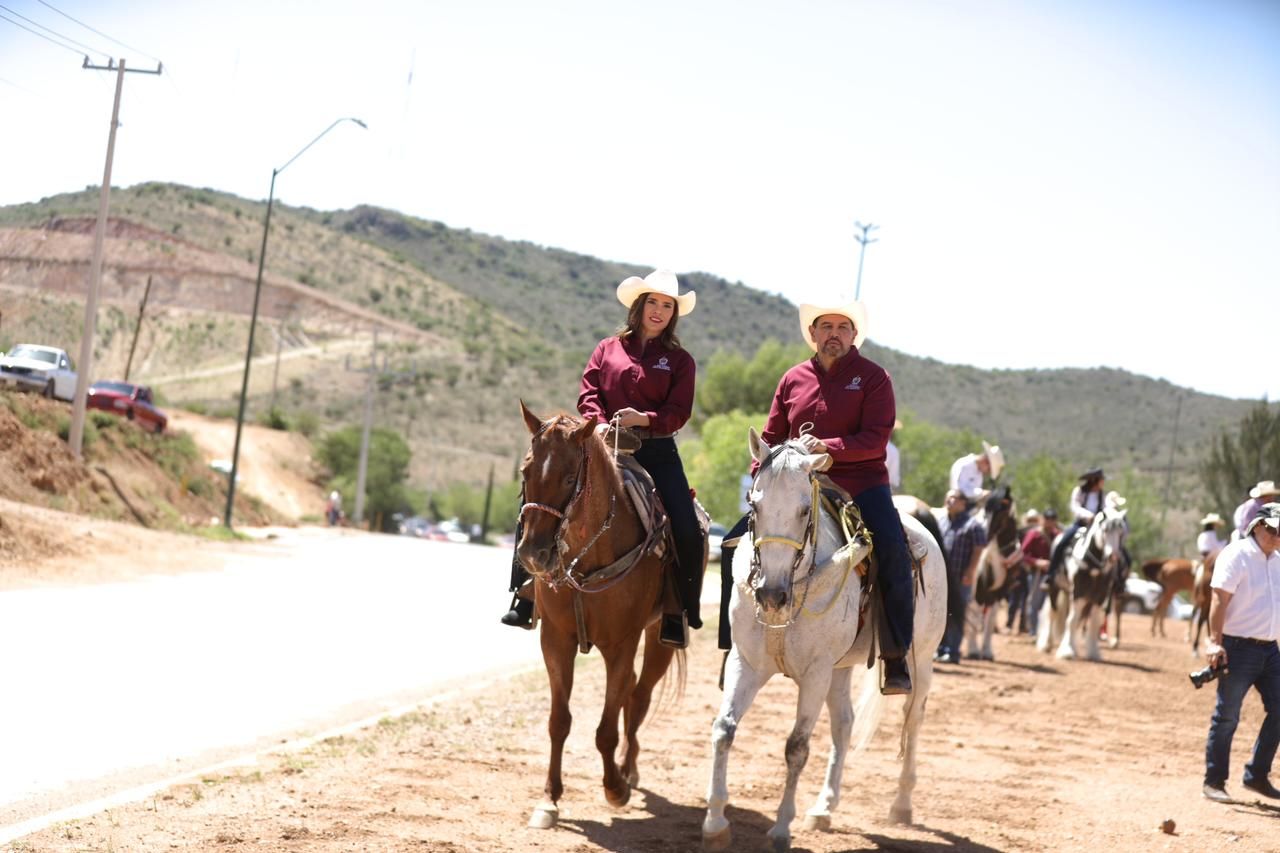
[
  {"xmin": 717, "ymin": 295, "xmax": 914, "ymax": 694},
  {"xmin": 1045, "ymin": 466, "xmax": 1107, "ymax": 589},
  {"xmin": 949, "ymin": 440, "xmax": 1005, "ymax": 502},
  {"xmin": 503, "ymin": 269, "xmax": 705, "ymax": 648}
]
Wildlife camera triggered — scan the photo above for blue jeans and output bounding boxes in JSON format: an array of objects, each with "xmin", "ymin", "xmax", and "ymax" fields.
[
  {"xmin": 1204, "ymin": 636, "xmax": 1280, "ymax": 788},
  {"xmin": 938, "ymin": 580, "xmax": 971, "ymax": 659}
]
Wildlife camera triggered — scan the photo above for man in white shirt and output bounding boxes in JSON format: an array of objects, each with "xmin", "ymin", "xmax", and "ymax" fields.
[
  {"xmin": 948, "ymin": 440, "xmax": 1003, "ymax": 502},
  {"xmin": 1198, "ymin": 513, "xmax": 1227, "ymax": 561},
  {"xmin": 1202, "ymin": 502, "xmax": 1280, "ymax": 802}
]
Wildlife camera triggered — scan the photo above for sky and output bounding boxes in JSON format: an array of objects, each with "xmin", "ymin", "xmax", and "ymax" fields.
[{"xmin": 1, "ymin": 0, "xmax": 1277, "ymax": 401}]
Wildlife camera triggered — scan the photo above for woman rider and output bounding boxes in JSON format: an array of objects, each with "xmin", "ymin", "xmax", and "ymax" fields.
[
  {"xmin": 501, "ymin": 269, "xmax": 705, "ymax": 648},
  {"xmin": 1045, "ymin": 467, "xmax": 1106, "ymax": 585}
]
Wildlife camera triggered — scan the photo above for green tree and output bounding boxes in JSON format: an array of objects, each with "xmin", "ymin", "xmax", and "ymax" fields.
[
  {"xmin": 693, "ymin": 340, "xmax": 809, "ymax": 426},
  {"xmin": 1199, "ymin": 401, "xmax": 1280, "ymax": 517},
  {"xmin": 895, "ymin": 414, "xmax": 982, "ymax": 506},
  {"xmin": 684, "ymin": 410, "xmax": 768, "ymax": 524},
  {"xmin": 1004, "ymin": 453, "xmax": 1073, "ymax": 520},
  {"xmin": 318, "ymin": 426, "xmax": 416, "ymax": 531},
  {"xmin": 1111, "ymin": 470, "xmax": 1161, "ymax": 566}
]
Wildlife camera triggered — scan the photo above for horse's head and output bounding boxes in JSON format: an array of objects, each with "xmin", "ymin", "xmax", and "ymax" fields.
[
  {"xmin": 745, "ymin": 428, "xmax": 868, "ymax": 619},
  {"xmin": 981, "ymin": 485, "xmax": 1019, "ymax": 551},
  {"xmin": 516, "ymin": 401, "xmax": 599, "ymax": 576},
  {"xmin": 1091, "ymin": 505, "xmax": 1128, "ymax": 571}
]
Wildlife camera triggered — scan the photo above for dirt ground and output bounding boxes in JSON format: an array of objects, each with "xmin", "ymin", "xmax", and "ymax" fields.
[{"xmin": 8, "ymin": 585, "xmax": 1279, "ymax": 853}]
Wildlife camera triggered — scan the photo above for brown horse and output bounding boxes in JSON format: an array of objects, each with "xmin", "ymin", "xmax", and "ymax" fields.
[
  {"xmin": 1190, "ymin": 552, "xmax": 1217, "ymax": 657},
  {"xmin": 517, "ymin": 402, "xmax": 684, "ymax": 829},
  {"xmin": 1140, "ymin": 558, "xmax": 1195, "ymax": 639}
]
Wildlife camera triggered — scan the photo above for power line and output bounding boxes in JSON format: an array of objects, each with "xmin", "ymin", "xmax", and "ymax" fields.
[
  {"xmin": 36, "ymin": 0, "xmax": 162, "ymax": 64},
  {"xmin": 0, "ymin": 2, "xmax": 109, "ymax": 60},
  {"xmin": 0, "ymin": 9, "xmax": 88, "ymax": 57}
]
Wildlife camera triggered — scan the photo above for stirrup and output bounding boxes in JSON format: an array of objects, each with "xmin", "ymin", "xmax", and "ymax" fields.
[
  {"xmin": 659, "ymin": 613, "xmax": 688, "ymax": 649},
  {"xmin": 881, "ymin": 658, "xmax": 912, "ymax": 695},
  {"xmin": 501, "ymin": 596, "xmax": 536, "ymax": 630}
]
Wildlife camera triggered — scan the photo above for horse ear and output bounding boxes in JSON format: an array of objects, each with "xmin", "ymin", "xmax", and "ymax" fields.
[
  {"xmin": 749, "ymin": 427, "xmax": 768, "ymax": 462},
  {"xmin": 572, "ymin": 417, "xmax": 597, "ymax": 444},
  {"xmin": 519, "ymin": 400, "xmax": 542, "ymax": 435}
]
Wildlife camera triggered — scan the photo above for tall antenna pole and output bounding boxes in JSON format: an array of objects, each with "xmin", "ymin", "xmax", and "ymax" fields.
[
  {"xmin": 1159, "ymin": 393, "xmax": 1183, "ymax": 546},
  {"xmin": 853, "ymin": 221, "xmax": 879, "ymax": 301}
]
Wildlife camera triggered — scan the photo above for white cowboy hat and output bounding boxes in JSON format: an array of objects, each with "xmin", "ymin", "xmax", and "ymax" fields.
[
  {"xmin": 1022, "ymin": 508, "xmax": 1042, "ymax": 525},
  {"xmin": 1245, "ymin": 502, "xmax": 1280, "ymax": 536},
  {"xmin": 1199, "ymin": 512, "xmax": 1224, "ymax": 527},
  {"xmin": 615, "ymin": 269, "xmax": 696, "ymax": 316},
  {"xmin": 982, "ymin": 441, "xmax": 1005, "ymax": 480},
  {"xmin": 798, "ymin": 299, "xmax": 868, "ymax": 351},
  {"xmin": 1105, "ymin": 490, "xmax": 1127, "ymax": 510},
  {"xmin": 1249, "ymin": 480, "xmax": 1280, "ymax": 499}
]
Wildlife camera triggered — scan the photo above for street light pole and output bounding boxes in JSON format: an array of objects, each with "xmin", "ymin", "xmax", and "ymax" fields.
[
  {"xmin": 223, "ymin": 117, "xmax": 366, "ymax": 528},
  {"xmin": 853, "ymin": 221, "xmax": 879, "ymax": 301}
]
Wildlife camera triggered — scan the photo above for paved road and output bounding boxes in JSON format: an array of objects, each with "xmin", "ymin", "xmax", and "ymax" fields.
[{"xmin": 0, "ymin": 528, "xmax": 542, "ymax": 831}]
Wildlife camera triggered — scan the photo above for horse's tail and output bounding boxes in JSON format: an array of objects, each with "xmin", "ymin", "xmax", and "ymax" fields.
[
  {"xmin": 1140, "ymin": 559, "xmax": 1164, "ymax": 583},
  {"xmin": 849, "ymin": 660, "xmax": 888, "ymax": 756}
]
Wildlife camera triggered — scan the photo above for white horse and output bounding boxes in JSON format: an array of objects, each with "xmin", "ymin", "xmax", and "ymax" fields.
[
  {"xmin": 702, "ymin": 431, "xmax": 947, "ymax": 852},
  {"xmin": 1035, "ymin": 506, "xmax": 1128, "ymax": 661}
]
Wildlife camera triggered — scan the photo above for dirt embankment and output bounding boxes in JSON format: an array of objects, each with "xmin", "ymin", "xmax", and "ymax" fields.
[{"xmin": 0, "ymin": 392, "xmax": 326, "ymax": 580}]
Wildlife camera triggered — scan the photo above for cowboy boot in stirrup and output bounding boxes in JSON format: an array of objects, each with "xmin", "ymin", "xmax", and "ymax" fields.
[
  {"xmin": 500, "ymin": 586, "xmax": 536, "ymax": 629},
  {"xmin": 660, "ymin": 612, "xmax": 688, "ymax": 649},
  {"xmin": 881, "ymin": 657, "xmax": 912, "ymax": 695}
]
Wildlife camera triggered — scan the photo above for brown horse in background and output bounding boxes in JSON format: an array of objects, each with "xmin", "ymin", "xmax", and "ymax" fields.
[
  {"xmin": 516, "ymin": 402, "xmax": 683, "ymax": 830},
  {"xmin": 1190, "ymin": 552, "xmax": 1217, "ymax": 658},
  {"xmin": 1140, "ymin": 558, "xmax": 1195, "ymax": 639}
]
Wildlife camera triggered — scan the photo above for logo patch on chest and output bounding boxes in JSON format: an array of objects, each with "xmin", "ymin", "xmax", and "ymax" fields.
[
  {"xmin": 845, "ymin": 375, "xmax": 862, "ymax": 391},
  {"xmin": 654, "ymin": 356, "xmax": 671, "ymax": 371}
]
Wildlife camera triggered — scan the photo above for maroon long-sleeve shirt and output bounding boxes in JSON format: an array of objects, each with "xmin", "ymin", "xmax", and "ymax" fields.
[
  {"xmin": 757, "ymin": 347, "xmax": 895, "ymax": 497},
  {"xmin": 577, "ymin": 336, "xmax": 696, "ymax": 435}
]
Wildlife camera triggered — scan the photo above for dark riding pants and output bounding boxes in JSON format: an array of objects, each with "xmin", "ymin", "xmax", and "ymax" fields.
[
  {"xmin": 635, "ymin": 438, "xmax": 706, "ymax": 629},
  {"xmin": 716, "ymin": 484, "xmax": 914, "ymax": 660}
]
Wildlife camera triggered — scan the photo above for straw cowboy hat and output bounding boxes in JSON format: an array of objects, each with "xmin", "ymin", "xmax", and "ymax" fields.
[
  {"xmin": 1249, "ymin": 480, "xmax": 1280, "ymax": 500},
  {"xmin": 1022, "ymin": 508, "xmax": 1042, "ymax": 526},
  {"xmin": 1199, "ymin": 512, "xmax": 1224, "ymax": 527},
  {"xmin": 1105, "ymin": 490, "xmax": 1127, "ymax": 511},
  {"xmin": 615, "ymin": 269, "xmax": 696, "ymax": 316},
  {"xmin": 798, "ymin": 298, "xmax": 868, "ymax": 350},
  {"xmin": 982, "ymin": 441, "xmax": 1005, "ymax": 479}
]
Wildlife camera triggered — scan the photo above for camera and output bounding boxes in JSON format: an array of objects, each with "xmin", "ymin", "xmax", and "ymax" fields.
[{"xmin": 1189, "ymin": 663, "xmax": 1227, "ymax": 689}]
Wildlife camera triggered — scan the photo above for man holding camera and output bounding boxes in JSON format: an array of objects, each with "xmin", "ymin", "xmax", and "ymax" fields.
[{"xmin": 1202, "ymin": 502, "xmax": 1280, "ymax": 803}]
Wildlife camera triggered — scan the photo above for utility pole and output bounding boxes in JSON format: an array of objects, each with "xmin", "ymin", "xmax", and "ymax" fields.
[
  {"xmin": 354, "ymin": 329, "xmax": 378, "ymax": 528},
  {"xmin": 1158, "ymin": 393, "xmax": 1184, "ymax": 546},
  {"xmin": 480, "ymin": 462, "xmax": 495, "ymax": 542},
  {"xmin": 123, "ymin": 274, "xmax": 152, "ymax": 382},
  {"xmin": 853, "ymin": 221, "xmax": 879, "ymax": 301},
  {"xmin": 68, "ymin": 57, "xmax": 161, "ymax": 459}
]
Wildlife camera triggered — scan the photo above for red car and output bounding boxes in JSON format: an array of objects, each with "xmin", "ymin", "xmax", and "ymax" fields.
[{"xmin": 87, "ymin": 381, "xmax": 167, "ymax": 433}]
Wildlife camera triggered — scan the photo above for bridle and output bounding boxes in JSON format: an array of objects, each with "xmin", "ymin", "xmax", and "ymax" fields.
[
  {"xmin": 518, "ymin": 416, "xmax": 619, "ymax": 591},
  {"xmin": 746, "ymin": 439, "xmax": 826, "ymax": 627}
]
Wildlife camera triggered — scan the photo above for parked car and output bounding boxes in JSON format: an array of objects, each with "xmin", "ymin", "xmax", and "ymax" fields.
[
  {"xmin": 0, "ymin": 343, "xmax": 77, "ymax": 401},
  {"xmin": 1122, "ymin": 576, "xmax": 1190, "ymax": 619},
  {"xmin": 707, "ymin": 522, "xmax": 728, "ymax": 562},
  {"xmin": 87, "ymin": 381, "xmax": 167, "ymax": 433}
]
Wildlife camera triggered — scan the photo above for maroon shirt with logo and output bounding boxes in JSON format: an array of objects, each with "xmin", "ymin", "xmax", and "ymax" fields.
[
  {"xmin": 758, "ymin": 347, "xmax": 895, "ymax": 497},
  {"xmin": 577, "ymin": 336, "xmax": 696, "ymax": 435}
]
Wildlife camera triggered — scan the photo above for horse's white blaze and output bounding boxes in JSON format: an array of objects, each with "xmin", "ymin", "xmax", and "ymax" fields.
[{"xmin": 704, "ymin": 433, "xmax": 947, "ymax": 848}]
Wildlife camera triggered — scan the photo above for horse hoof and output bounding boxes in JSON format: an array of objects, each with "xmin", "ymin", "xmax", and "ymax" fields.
[
  {"xmin": 627, "ymin": 768, "xmax": 640, "ymax": 787},
  {"xmin": 1108, "ymin": 638, "xmax": 1119, "ymax": 649},
  {"xmin": 702, "ymin": 826, "xmax": 732, "ymax": 851},
  {"xmin": 889, "ymin": 805, "xmax": 913, "ymax": 825},
  {"xmin": 605, "ymin": 784, "xmax": 631, "ymax": 808},
  {"xmin": 769, "ymin": 834, "xmax": 791, "ymax": 853},
  {"xmin": 528, "ymin": 805, "xmax": 558, "ymax": 829},
  {"xmin": 803, "ymin": 812, "xmax": 831, "ymax": 831}
]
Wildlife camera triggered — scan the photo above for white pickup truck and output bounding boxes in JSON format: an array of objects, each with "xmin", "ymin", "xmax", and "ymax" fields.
[{"xmin": 0, "ymin": 343, "xmax": 78, "ymax": 401}]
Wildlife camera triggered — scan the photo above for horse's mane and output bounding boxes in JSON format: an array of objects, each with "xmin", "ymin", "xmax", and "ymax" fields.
[{"xmin": 541, "ymin": 412, "xmax": 624, "ymax": 494}]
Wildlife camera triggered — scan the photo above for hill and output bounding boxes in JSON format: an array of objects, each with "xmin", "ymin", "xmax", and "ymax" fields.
[{"xmin": 0, "ymin": 183, "xmax": 1268, "ymax": 532}]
